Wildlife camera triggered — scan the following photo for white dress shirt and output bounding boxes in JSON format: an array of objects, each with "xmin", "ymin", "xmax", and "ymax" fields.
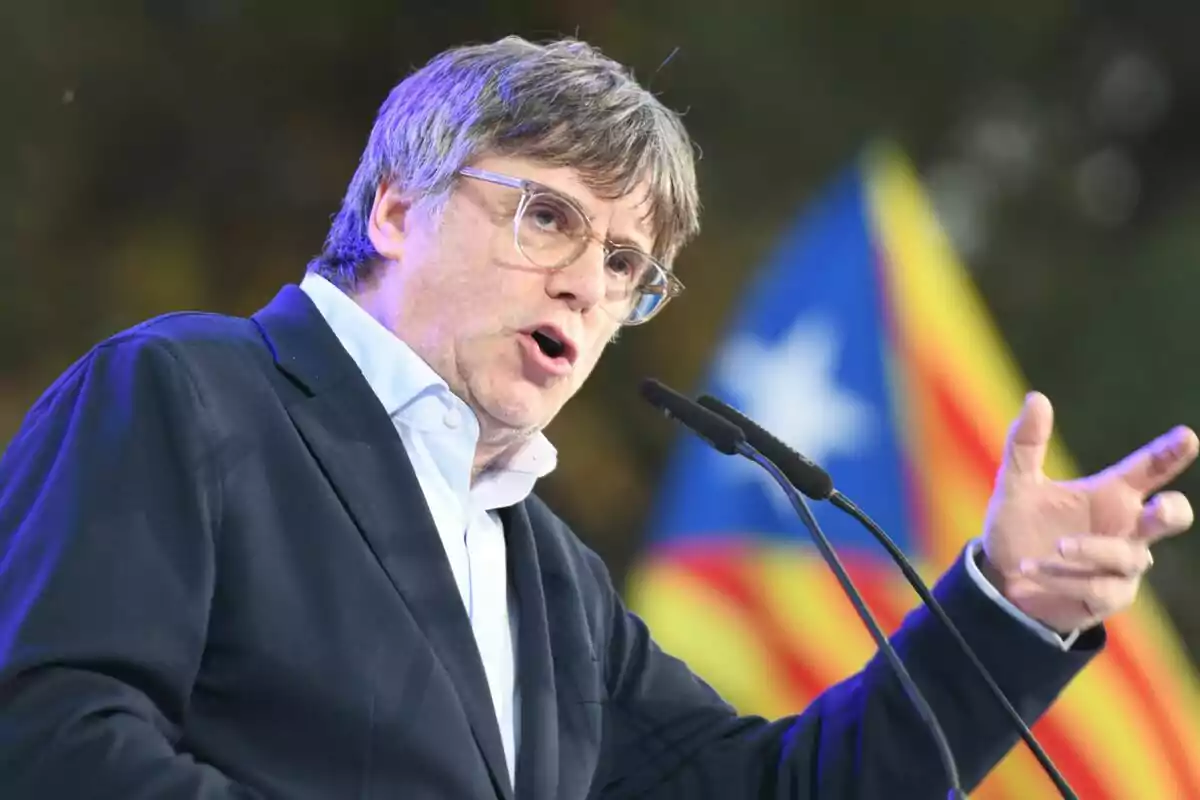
[
  {"xmin": 300, "ymin": 272, "xmax": 1076, "ymax": 784},
  {"xmin": 301, "ymin": 273, "xmax": 556, "ymax": 784}
]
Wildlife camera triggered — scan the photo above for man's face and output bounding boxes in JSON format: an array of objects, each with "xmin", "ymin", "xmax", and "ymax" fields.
[{"xmin": 363, "ymin": 155, "xmax": 657, "ymax": 441}]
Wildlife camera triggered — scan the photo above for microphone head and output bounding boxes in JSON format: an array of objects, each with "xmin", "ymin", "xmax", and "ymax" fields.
[
  {"xmin": 697, "ymin": 394, "xmax": 835, "ymax": 499},
  {"xmin": 639, "ymin": 379, "xmax": 746, "ymax": 456}
]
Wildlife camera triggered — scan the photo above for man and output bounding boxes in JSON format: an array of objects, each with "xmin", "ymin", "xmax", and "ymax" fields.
[{"xmin": 0, "ymin": 35, "xmax": 1194, "ymax": 800}]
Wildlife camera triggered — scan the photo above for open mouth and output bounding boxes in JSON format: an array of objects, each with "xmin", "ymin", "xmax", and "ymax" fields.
[
  {"xmin": 519, "ymin": 326, "xmax": 577, "ymax": 376},
  {"xmin": 530, "ymin": 329, "xmax": 567, "ymax": 360}
]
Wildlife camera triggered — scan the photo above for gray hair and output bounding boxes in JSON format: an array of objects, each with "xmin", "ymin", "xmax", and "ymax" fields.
[{"xmin": 309, "ymin": 36, "xmax": 701, "ymax": 288}]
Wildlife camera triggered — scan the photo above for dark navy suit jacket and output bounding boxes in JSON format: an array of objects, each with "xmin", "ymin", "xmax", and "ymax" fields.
[{"xmin": 0, "ymin": 285, "xmax": 1100, "ymax": 799}]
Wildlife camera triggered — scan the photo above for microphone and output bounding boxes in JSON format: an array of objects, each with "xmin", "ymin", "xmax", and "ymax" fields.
[
  {"xmin": 696, "ymin": 395, "xmax": 835, "ymax": 500},
  {"xmin": 696, "ymin": 393, "xmax": 1077, "ymax": 800},
  {"xmin": 639, "ymin": 379, "xmax": 745, "ymax": 455},
  {"xmin": 641, "ymin": 378, "xmax": 965, "ymax": 800}
]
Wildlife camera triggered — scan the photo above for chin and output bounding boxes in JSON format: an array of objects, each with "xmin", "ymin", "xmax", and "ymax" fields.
[{"xmin": 475, "ymin": 381, "xmax": 558, "ymax": 432}]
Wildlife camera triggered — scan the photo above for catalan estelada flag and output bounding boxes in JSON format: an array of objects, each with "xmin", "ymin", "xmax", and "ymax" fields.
[{"xmin": 629, "ymin": 144, "xmax": 1200, "ymax": 797}]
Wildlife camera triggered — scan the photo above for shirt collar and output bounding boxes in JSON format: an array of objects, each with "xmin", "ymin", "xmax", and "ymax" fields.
[{"xmin": 298, "ymin": 273, "xmax": 558, "ymax": 494}]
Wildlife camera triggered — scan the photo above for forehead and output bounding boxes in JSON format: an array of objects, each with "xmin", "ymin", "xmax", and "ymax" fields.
[{"xmin": 468, "ymin": 155, "xmax": 656, "ymax": 244}]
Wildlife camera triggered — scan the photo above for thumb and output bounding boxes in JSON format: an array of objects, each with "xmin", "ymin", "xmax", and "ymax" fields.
[{"xmin": 1002, "ymin": 392, "xmax": 1054, "ymax": 483}]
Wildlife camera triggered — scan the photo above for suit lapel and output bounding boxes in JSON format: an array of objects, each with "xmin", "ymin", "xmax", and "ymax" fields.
[
  {"xmin": 501, "ymin": 503, "xmax": 559, "ymax": 800},
  {"xmin": 253, "ymin": 285, "xmax": 514, "ymax": 800}
]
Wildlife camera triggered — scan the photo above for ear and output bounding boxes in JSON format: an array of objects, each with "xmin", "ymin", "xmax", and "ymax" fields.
[{"xmin": 367, "ymin": 180, "xmax": 412, "ymax": 260}]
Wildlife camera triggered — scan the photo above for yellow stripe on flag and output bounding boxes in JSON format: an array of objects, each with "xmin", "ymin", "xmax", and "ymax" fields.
[
  {"xmin": 863, "ymin": 141, "xmax": 1200, "ymax": 795},
  {"xmin": 754, "ymin": 548, "xmax": 879, "ymax": 678},
  {"xmin": 628, "ymin": 559, "xmax": 799, "ymax": 714}
]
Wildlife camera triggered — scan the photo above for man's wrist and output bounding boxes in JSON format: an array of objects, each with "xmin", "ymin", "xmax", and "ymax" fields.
[
  {"xmin": 974, "ymin": 545, "xmax": 1010, "ymax": 595},
  {"xmin": 968, "ymin": 541, "xmax": 1084, "ymax": 647}
]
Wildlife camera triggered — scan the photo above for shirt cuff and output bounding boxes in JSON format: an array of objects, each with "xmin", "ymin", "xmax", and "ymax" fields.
[{"xmin": 964, "ymin": 539, "xmax": 1081, "ymax": 651}]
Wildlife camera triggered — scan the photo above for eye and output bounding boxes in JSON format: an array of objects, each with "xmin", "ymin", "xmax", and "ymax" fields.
[
  {"xmin": 606, "ymin": 251, "xmax": 632, "ymax": 275},
  {"xmin": 606, "ymin": 249, "xmax": 650, "ymax": 280},
  {"xmin": 525, "ymin": 197, "xmax": 572, "ymax": 235}
]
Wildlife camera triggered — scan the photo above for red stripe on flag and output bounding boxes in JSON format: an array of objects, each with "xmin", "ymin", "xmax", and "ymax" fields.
[
  {"xmin": 866, "ymin": 162, "xmax": 1190, "ymax": 796},
  {"xmin": 841, "ymin": 558, "xmax": 907, "ymax": 634},
  {"xmin": 924, "ymin": 363, "xmax": 1199, "ymax": 792},
  {"xmin": 923, "ymin": 370, "xmax": 1120, "ymax": 799},
  {"xmin": 842, "ymin": 556, "xmax": 1118, "ymax": 798},
  {"xmin": 926, "ymin": 362, "xmax": 1000, "ymax": 491},
  {"xmin": 1095, "ymin": 640, "xmax": 1200, "ymax": 795},
  {"xmin": 676, "ymin": 544, "xmax": 1115, "ymax": 797},
  {"xmin": 1026, "ymin": 716, "xmax": 1117, "ymax": 800},
  {"xmin": 671, "ymin": 543, "xmax": 834, "ymax": 704}
]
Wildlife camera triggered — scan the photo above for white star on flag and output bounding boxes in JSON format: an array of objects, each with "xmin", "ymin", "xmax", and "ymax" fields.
[{"xmin": 713, "ymin": 315, "xmax": 876, "ymax": 514}]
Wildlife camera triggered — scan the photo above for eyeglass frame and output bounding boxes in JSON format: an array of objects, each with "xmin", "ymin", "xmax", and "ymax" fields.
[{"xmin": 457, "ymin": 165, "xmax": 684, "ymax": 325}]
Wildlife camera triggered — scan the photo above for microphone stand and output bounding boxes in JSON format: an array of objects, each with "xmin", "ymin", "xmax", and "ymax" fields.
[
  {"xmin": 828, "ymin": 492, "xmax": 1077, "ymax": 799},
  {"xmin": 738, "ymin": 442, "xmax": 966, "ymax": 800},
  {"xmin": 696, "ymin": 391, "xmax": 1078, "ymax": 799},
  {"xmin": 640, "ymin": 378, "xmax": 965, "ymax": 798}
]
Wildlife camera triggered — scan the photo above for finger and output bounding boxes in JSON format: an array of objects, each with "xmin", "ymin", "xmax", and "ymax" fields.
[
  {"xmin": 1001, "ymin": 392, "xmax": 1054, "ymax": 483},
  {"xmin": 1012, "ymin": 571, "xmax": 1139, "ymax": 618},
  {"xmin": 1020, "ymin": 535, "xmax": 1152, "ymax": 579},
  {"xmin": 1135, "ymin": 491, "xmax": 1195, "ymax": 543},
  {"xmin": 1105, "ymin": 426, "xmax": 1200, "ymax": 496}
]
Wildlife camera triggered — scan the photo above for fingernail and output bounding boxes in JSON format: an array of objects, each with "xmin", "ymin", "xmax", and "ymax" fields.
[
  {"xmin": 1019, "ymin": 558, "xmax": 1037, "ymax": 575},
  {"xmin": 1058, "ymin": 538, "xmax": 1077, "ymax": 557},
  {"xmin": 1165, "ymin": 427, "xmax": 1189, "ymax": 453}
]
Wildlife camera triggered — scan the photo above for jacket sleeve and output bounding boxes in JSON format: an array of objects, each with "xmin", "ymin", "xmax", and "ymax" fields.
[
  {"xmin": 0, "ymin": 334, "xmax": 261, "ymax": 799},
  {"xmin": 588, "ymin": 549, "xmax": 1102, "ymax": 799}
]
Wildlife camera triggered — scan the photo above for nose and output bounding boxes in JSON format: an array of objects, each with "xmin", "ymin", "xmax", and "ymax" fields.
[{"xmin": 544, "ymin": 241, "xmax": 608, "ymax": 312}]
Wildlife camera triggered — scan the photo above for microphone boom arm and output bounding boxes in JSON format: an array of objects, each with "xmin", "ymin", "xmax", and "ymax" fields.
[{"xmin": 738, "ymin": 442, "xmax": 966, "ymax": 800}]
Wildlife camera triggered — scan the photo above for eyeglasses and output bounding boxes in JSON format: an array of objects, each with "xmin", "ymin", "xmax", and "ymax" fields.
[{"xmin": 458, "ymin": 166, "xmax": 684, "ymax": 325}]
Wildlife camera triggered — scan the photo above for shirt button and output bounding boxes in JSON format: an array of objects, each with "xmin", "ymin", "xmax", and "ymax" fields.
[{"xmin": 444, "ymin": 408, "xmax": 461, "ymax": 429}]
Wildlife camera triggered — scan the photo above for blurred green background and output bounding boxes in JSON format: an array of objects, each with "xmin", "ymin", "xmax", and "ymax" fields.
[{"xmin": 5, "ymin": 0, "xmax": 1200, "ymax": 662}]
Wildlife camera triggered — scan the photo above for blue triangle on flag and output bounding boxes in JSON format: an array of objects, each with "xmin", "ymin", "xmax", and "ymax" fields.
[{"xmin": 647, "ymin": 161, "xmax": 917, "ymax": 556}]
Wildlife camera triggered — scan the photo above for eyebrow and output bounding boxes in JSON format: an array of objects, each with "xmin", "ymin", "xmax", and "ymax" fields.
[
  {"xmin": 533, "ymin": 180, "xmax": 655, "ymax": 253},
  {"xmin": 608, "ymin": 229, "xmax": 654, "ymax": 253}
]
